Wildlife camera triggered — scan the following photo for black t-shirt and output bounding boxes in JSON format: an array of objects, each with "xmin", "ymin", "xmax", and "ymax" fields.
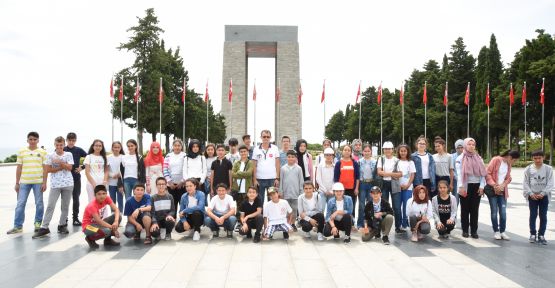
[
  {"xmin": 240, "ymin": 197, "xmax": 262, "ymax": 215},
  {"xmin": 211, "ymin": 158, "xmax": 233, "ymax": 187},
  {"xmin": 437, "ymin": 196, "xmax": 451, "ymax": 223}
]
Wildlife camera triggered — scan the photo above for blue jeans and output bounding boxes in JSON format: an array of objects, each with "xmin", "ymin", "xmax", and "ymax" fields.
[
  {"xmin": 204, "ymin": 181, "xmax": 211, "ymax": 206},
  {"xmin": 357, "ymin": 182, "xmax": 372, "ymax": 228},
  {"xmin": 400, "ymin": 189, "xmax": 412, "ymax": 228},
  {"xmin": 452, "ymin": 178, "xmax": 459, "ymax": 205},
  {"xmin": 488, "ymin": 195, "xmax": 506, "ymax": 233},
  {"xmin": 381, "ymin": 180, "xmax": 392, "ymax": 203},
  {"xmin": 529, "ymin": 195, "xmax": 549, "ymax": 236},
  {"xmin": 123, "ymin": 177, "xmax": 137, "ymax": 200},
  {"xmin": 204, "ymin": 212, "xmax": 237, "ymax": 232},
  {"xmin": 257, "ymin": 179, "xmax": 275, "ymax": 202},
  {"xmin": 109, "ymin": 185, "xmax": 124, "ymax": 213},
  {"xmin": 391, "ymin": 192, "xmax": 402, "ymax": 229},
  {"xmin": 14, "ymin": 183, "xmax": 44, "ymax": 228}
]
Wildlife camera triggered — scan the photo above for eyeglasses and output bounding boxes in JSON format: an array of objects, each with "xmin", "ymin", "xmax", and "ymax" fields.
[{"xmin": 262, "ymin": 136, "xmax": 271, "ymax": 139}]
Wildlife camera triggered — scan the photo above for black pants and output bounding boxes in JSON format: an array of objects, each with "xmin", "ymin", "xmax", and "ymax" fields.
[
  {"xmin": 238, "ymin": 214, "xmax": 263, "ymax": 237},
  {"xmin": 168, "ymin": 186, "xmax": 186, "ymax": 213},
  {"xmin": 72, "ymin": 178, "xmax": 81, "ymax": 220},
  {"xmin": 344, "ymin": 189, "xmax": 357, "ymax": 219},
  {"xmin": 423, "ymin": 178, "xmax": 435, "ymax": 199},
  {"xmin": 460, "ymin": 183, "xmax": 481, "ymax": 234},
  {"xmin": 151, "ymin": 217, "xmax": 176, "ymax": 238},
  {"xmin": 437, "ymin": 221, "xmax": 455, "ymax": 235},
  {"xmin": 299, "ymin": 213, "xmax": 325, "ymax": 233},
  {"xmin": 233, "ymin": 192, "xmax": 248, "ymax": 219},
  {"xmin": 176, "ymin": 211, "xmax": 203, "ymax": 233},
  {"xmin": 323, "ymin": 214, "xmax": 352, "ymax": 237}
]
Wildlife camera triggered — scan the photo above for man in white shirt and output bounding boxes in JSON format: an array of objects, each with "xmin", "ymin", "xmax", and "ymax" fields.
[{"xmin": 252, "ymin": 130, "xmax": 281, "ymax": 201}]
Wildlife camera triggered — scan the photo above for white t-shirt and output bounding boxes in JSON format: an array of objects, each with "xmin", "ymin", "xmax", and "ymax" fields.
[
  {"xmin": 398, "ymin": 160, "xmax": 417, "ymax": 190},
  {"xmin": 107, "ymin": 154, "xmax": 122, "ymax": 186},
  {"xmin": 418, "ymin": 154, "xmax": 430, "ymax": 179},
  {"xmin": 263, "ymin": 199, "xmax": 292, "ymax": 225},
  {"xmin": 165, "ymin": 152, "xmax": 185, "ymax": 183},
  {"xmin": 84, "ymin": 154, "xmax": 106, "ymax": 182},
  {"xmin": 122, "ymin": 154, "xmax": 138, "ymax": 179},
  {"xmin": 226, "ymin": 152, "xmax": 240, "ymax": 165},
  {"xmin": 336, "ymin": 200, "xmax": 344, "ymax": 211},
  {"xmin": 47, "ymin": 151, "xmax": 74, "ymax": 189},
  {"xmin": 306, "ymin": 195, "xmax": 317, "ymax": 212},
  {"xmin": 252, "ymin": 144, "xmax": 280, "ymax": 179},
  {"xmin": 498, "ymin": 161, "xmax": 508, "ymax": 185},
  {"xmin": 377, "ymin": 156, "xmax": 397, "ymax": 181},
  {"xmin": 209, "ymin": 194, "xmax": 236, "ymax": 215},
  {"xmin": 188, "ymin": 195, "xmax": 198, "ymax": 208},
  {"xmin": 237, "ymin": 161, "xmax": 247, "ymax": 193}
]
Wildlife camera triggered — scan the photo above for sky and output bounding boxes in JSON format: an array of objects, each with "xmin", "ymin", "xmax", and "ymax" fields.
[{"xmin": 1, "ymin": 0, "xmax": 554, "ymax": 157}]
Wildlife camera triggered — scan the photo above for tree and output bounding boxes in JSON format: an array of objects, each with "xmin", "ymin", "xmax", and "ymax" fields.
[{"xmin": 325, "ymin": 110, "xmax": 345, "ymax": 146}]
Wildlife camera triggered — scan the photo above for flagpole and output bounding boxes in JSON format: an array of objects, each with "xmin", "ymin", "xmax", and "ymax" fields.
[
  {"xmin": 358, "ymin": 81, "xmax": 362, "ymax": 140},
  {"xmin": 111, "ymin": 76, "xmax": 114, "ymax": 144},
  {"xmin": 401, "ymin": 81, "xmax": 405, "ymax": 143},
  {"xmin": 424, "ymin": 81, "xmax": 427, "ymax": 139},
  {"xmin": 323, "ymin": 79, "xmax": 326, "ymax": 138},
  {"xmin": 183, "ymin": 78, "xmax": 186, "ymax": 141},
  {"xmin": 206, "ymin": 95, "xmax": 209, "ymax": 144},
  {"xmin": 120, "ymin": 76, "xmax": 124, "ymax": 142},
  {"xmin": 541, "ymin": 77, "xmax": 545, "ymax": 151},
  {"xmin": 136, "ymin": 76, "xmax": 139, "ymax": 142},
  {"xmin": 230, "ymin": 78, "xmax": 233, "ymax": 139},
  {"xmin": 159, "ymin": 77, "xmax": 162, "ymax": 144},
  {"xmin": 445, "ymin": 82, "xmax": 448, "ymax": 150},
  {"xmin": 277, "ymin": 78, "xmax": 280, "ymax": 139},
  {"xmin": 467, "ymin": 82, "xmax": 470, "ymax": 138},
  {"xmin": 487, "ymin": 83, "xmax": 490, "ymax": 159},
  {"xmin": 508, "ymin": 83, "xmax": 512, "ymax": 149},
  {"xmin": 380, "ymin": 81, "xmax": 383, "ymax": 150},
  {"xmin": 253, "ymin": 80, "xmax": 257, "ymax": 146}
]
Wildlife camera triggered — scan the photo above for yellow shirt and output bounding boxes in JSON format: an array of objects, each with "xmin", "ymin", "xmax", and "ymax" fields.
[{"xmin": 17, "ymin": 147, "xmax": 47, "ymax": 184}]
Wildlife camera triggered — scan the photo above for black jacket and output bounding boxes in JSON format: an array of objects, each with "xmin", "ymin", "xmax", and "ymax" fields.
[{"xmin": 364, "ymin": 198, "xmax": 393, "ymax": 222}]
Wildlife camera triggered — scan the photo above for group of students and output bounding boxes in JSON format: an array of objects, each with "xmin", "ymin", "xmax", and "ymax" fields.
[{"xmin": 6, "ymin": 131, "xmax": 553, "ymax": 248}]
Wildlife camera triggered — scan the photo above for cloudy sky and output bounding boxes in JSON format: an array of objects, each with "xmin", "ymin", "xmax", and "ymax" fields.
[{"xmin": 1, "ymin": 0, "xmax": 553, "ymax": 157}]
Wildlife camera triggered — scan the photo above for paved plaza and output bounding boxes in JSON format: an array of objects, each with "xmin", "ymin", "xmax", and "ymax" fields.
[{"xmin": 0, "ymin": 165, "xmax": 553, "ymax": 288}]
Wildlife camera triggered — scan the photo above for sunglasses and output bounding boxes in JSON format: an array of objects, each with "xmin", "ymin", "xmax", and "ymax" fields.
[{"xmin": 262, "ymin": 136, "xmax": 271, "ymax": 139}]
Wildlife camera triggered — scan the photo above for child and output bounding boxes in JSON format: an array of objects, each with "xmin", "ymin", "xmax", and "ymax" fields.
[
  {"xmin": 335, "ymin": 145, "xmax": 360, "ymax": 219},
  {"xmin": 211, "ymin": 144, "xmax": 233, "ymax": 196},
  {"xmin": 64, "ymin": 132, "xmax": 88, "ymax": 226},
  {"xmin": 263, "ymin": 187, "xmax": 293, "ymax": 240},
  {"xmin": 150, "ymin": 177, "xmax": 176, "ymax": 240},
  {"xmin": 395, "ymin": 144, "xmax": 416, "ymax": 232},
  {"xmin": 407, "ymin": 185, "xmax": 433, "ymax": 242},
  {"xmin": 204, "ymin": 143, "xmax": 216, "ymax": 205},
  {"xmin": 295, "ymin": 139, "xmax": 313, "ymax": 182},
  {"xmin": 82, "ymin": 185, "xmax": 121, "ymax": 249},
  {"xmin": 121, "ymin": 139, "xmax": 146, "ymax": 200},
  {"xmin": 107, "ymin": 141, "xmax": 124, "ymax": 212},
  {"xmin": 298, "ymin": 181, "xmax": 326, "ymax": 241},
  {"xmin": 232, "ymin": 145, "xmax": 255, "ymax": 218},
  {"xmin": 279, "ymin": 150, "xmax": 304, "ymax": 231},
  {"xmin": 361, "ymin": 186, "xmax": 394, "ymax": 245},
  {"xmin": 279, "ymin": 136, "xmax": 291, "ymax": 167},
  {"xmin": 239, "ymin": 186, "xmax": 263, "ymax": 243},
  {"xmin": 176, "ymin": 178, "xmax": 205, "ymax": 241},
  {"xmin": 84, "ymin": 139, "xmax": 109, "ymax": 202},
  {"xmin": 358, "ymin": 144, "xmax": 377, "ymax": 229},
  {"xmin": 226, "ymin": 138, "xmax": 241, "ymax": 164},
  {"xmin": 432, "ymin": 180, "xmax": 457, "ymax": 239},
  {"xmin": 316, "ymin": 147, "xmax": 336, "ymax": 202},
  {"xmin": 123, "ymin": 183, "xmax": 153, "ymax": 244},
  {"xmin": 163, "ymin": 139, "xmax": 186, "ymax": 212},
  {"xmin": 523, "ymin": 150, "xmax": 553, "ymax": 245},
  {"xmin": 204, "ymin": 183, "xmax": 237, "ymax": 238},
  {"xmin": 324, "ymin": 182, "xmax": 354, "ymax": 243},
  {"xmin": 182, "ymin": 139, "xmax": 207, "ymax": 191},
  {"xmin": 144, "ymin": 142, "xmax": 164, "ymax": 195}
]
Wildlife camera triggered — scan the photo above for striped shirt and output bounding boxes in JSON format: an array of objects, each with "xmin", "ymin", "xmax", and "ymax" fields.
[{"xmin": 17, "ymin": 147, "xmax": 47, "ymax": 184}]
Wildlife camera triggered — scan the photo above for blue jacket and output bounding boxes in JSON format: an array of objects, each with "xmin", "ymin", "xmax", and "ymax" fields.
[
  {"xmin": 333, "ymin": 159, "xmax": 360, "ymax": 188},
  {"xmin": 179, "ymin": 190, "xmax": 205, "ymax": 222},
  {"xmin": 411, "ymin": 152, "xmax": 436, "ymax": 190},
  {"xmin": 325, "ymin": 195, "xmax": 354, "ymax": 222}
]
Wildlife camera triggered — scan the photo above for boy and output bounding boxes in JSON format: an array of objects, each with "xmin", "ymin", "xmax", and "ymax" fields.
[
  {"xmin": 232, "ymin": 145, "xmax": 255, "ymax": 218},
  {"xmin": 523, "ymin": 150, "xmax": 553, "ymax": 245},
  {"xmin": 226, "ymin": 138, "xmax": 240, "ymax": 164},
  {"xmin": 64, "ymin": 132, "xmax": 88, "ymax": 225},
  {"xmin": 279, "ymin": 150, "xmax": 304, "ymax": 231},
  {"xmin": 150, "ymin": 177, "xmax": 176, "ymax": 240},
  {"xmin": 7, "ymin": 131, "xmax": 48, "ymax": 235},
  {"xmin": 239, "ymin": 186, "xmax": 263, "ymax": 243},
  {"xmin": 82, "ymin": 185, "xmax": 121, "ymax": 249},
  {"xmin": 263, "ymin": 187, "xmax": 293, "ymax": 240},
  {"xmin": 33, "ymin": 136, "xmax": 74, "ymax": 238},
  {"xmin": 298, "ymin": 181, "xmax": 326, "ymax": 241},
  {"xmin": 360, "ymin": 186, "xmax": 394, "ymax": 245},
  {"xmin": 242, "ymin": 134, "xmax": 254, "ymax": 159},
  {"xmin": 279, "ymin": 136, "xmax": 291, "ymax": 167},
  {"xmin": 205, "ymin": 183, "xmax": 237, "ymax": 238},
  {"xmin": 123, "ymin": 183, "xmax": 153, "ymax": 244},
  {"xmin": 211, "ymin": 144, "xmax": 233, "ymax": 196}
]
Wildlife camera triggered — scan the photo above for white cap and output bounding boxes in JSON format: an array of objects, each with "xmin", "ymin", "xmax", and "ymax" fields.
[
  {"xmin": 382, "ymin": 141, "xmax": 394, "ymax": 149},
  {"xmin": 332, "ymin": 182, "xmax": 345, "ymax": 191},
  {"xmin": 324, "ymin": 147, "xmax": 335, "ymax": 155}
]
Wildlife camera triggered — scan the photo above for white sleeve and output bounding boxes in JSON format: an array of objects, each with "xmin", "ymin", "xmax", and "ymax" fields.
[
  {"xmin": 426, "ymin": 201, "xmax": 433, "ymax": 219},
  {"xmin": 455, "ymin": 156, "xmax": 463, "ymax": 189},
  {"xmin": 182, "ymin": 157, "xmax": 188, "ymax": 181},
  {"xmin": 200, "ymin": 156, "xmax": 207, "ymax": 184}
]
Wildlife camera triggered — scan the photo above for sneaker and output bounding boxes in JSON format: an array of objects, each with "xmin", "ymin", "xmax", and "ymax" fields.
[
  {"xmin": 292, "ymin": 226, "xmax": 298, "ymax": 232},
  {"xmin": 500, "ymin": 232, "xmax": 510, "ymax": 241},
  {"xmin": 443, "ymin": 234, "xmax": 450, "ymax": 240},
  {"xmin": 283, "ymin": 232, "xmax": 289, "ymax": 240},
  {"xmin": 395, "ymin": 228, "xmax": 405, "ymax": 234},
  {"xmin": 164, "ymin": 233, "xmax": 172, "ymax": 241},
  {"xmin": 193, "ymin": 231, "xmax": 200, "ymax": 241},
  {"xmin": 417, "ymin": 232, "xmax": 424, "ymax": 239},
  {"xmin": 32, "ymin": 228, "xmax": 50, "ymax": 239},
  {"xmin": 304, "ymin": 231, "xmax": 311, "ymax": 238},
  {"xmin": 333, "ymin": 234, "xmax": 340, "ymax": 239},
  {"xmin": 104, "ymin": 237, "xmax": 120, "ymax": 246},
  {"xmin": 382, "ymin": 235, "xmax": 390, "ymax": 245},
  {"xmin": 462, "ymin": 232, "xmax": 469, "ymax": 238},
  {"xmin": 343, "ymin": 236, "xmax": 351, "ymax": 244},
  {"xmin": 226, "ymin": 230, "xmax": 233, "ymax": 238},
  {"xmin": 411, "ymin": 232, "xmax": 418, "ymax": 242},
  {"xmin": 234, "ymin": 223, "xmax": 240, "ymax": 233},
  {"xmin": 317, "ymin": 232, "xmax": 324, "ymax": 241},
  {"xmin": 538, "ymin": 235, "xmax": 547, "ymax": 245},
  {"xmin": 471, "ymin": 234, "xmax": 479, "ymax": 239},
  {"xmin": 246, "ymin": 231, "xmax": 253, "ymax": 239},
  {"xmin": 85, "ymin": 237, "xmax": 99, "ymax": 249},
  {"xmin": 529, "ymin": 235, "xmax": 537, "ymax": 243},
  {"xmin": 6, "ymin": 227, "xmax": 23, "ymax": 235},
  {"xmin": 58, "ymin": 225, "xmax": 69, "ymax": 234},
  {"xmin": 494, "ymin": 232, "xmax": 502, "ymax": 240},
  {"xmin": 144, "ymin": 236, "xmax": 153, "ymax": 245},
  {"xmin": 34, "ymin": 221, "xmax": 41, "ymax": 232},
  {"xmin": 212, "ymin": 230, "xmax": 219, "ymax": 238},
  {"xmin": 375, "ymin": 232, "xmax": 381, "ymax": 239},
  {"xmin": 72, "ymin": 219, "xmax": 82, "ymax": 226},
  {"xmin": 253, "ymin": 235, "xmax": 261, "ymax": 243}
]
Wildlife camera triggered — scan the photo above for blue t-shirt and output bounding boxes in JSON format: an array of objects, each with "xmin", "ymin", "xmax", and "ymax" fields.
[{"xmin": 124, "ymin": 194, "xmax": 152, "ymax": 216}]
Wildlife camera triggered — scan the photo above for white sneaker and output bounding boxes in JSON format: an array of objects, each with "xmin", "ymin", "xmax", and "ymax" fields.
[
  {"xmin": 317, "ymin": 232, "xmax": 324, "ymax": 241},
  {"xmin": 193, "ymin": 231, "xmax": 200, "ymax": 241},
  {"xmin": 500, "ymin": 232, "xmax": 510, "ymax": 240},
  {"xmin": 494, "ymin": 232, "xmax": 502, "ymax": 240},
  {"xmin": 304, "ymin": 231, "xmax": 311, "ymax": 238}
]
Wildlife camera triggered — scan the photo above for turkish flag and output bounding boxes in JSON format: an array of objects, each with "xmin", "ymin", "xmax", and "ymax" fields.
[
  {"xmin": 228, "ymin": 79, "xmax": 233, "ymax": 103},
  {"xmin": 443, "ymin": 83, "xmax": 448, "ymax": 106},
  {"xmin": 464, "ymin": 83, "xmax": 470, "ymax": 106},
  {"xmin": 119, "ymin": 78, "xmax": 123, "ymax": 101},
  {"xmin": 423, "ymin": 82, "xmax": 427, "ymax": 105},
  {"xmin": 521, "ymin": 82, "xmax": 526, "ymax": 105},
  {"xmin": 509, "ymin": 83, "xmax": 514, "ymax": 106},
  {"xmin": 540, "ymin": 79, "xmax": 545, "ymax": 105},
  {"xmin": 485, "ymin": 84, "xmax": 490, "ymax": 107},
  {"xmin": 321, "ymin": 81, "xmax": 325, "ymax": 103},
  {"xmin": 377, "ymin": 83, "xmax": 382, "ymax": 104}
]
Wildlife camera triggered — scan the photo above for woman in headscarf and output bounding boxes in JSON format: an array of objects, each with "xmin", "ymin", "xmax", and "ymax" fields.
[
  {"xmin": 295, "ymin": 139, "xmax": 313, "ymax": 182},
  {"xmin": 455, "ymin": 138, "xmax": 487, "ymax": 239},
  {"xmin": 182, "ymin": 139, "xmax": 207, "ymax": 192},
  {"xmin": 144, "ymin": 142, "xmax": 164, "ymax": 194}
]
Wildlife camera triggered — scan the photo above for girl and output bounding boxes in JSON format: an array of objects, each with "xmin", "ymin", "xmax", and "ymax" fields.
[
  {"xmin": 411, "ymin": 136, "xmax": 436, "ymax": 199},
  {"xmin": 176, "ymin": 178, "xmax": 206, "ymax": 241},
  {"xmin": 432, "ymin": 180, "xmax": 457, "ymax": 239},
  {"xmin": 407, "ymin": 185, "xmax": 433, "ymax": 242},
  {"xmin": 433, "ymin": 136, "xmax": 454, "ymax": 193},
  {"xmin": 486, "ymin": 150, "xmax": 519, "ymax": 240},
  {"xmin": 334, "ymin": 145, "xmax": 360, "ymax": 219},
  {"xmin": 84, "ymin": 140, "xmax": 109, "ymax": 202},
  {"xmin": 357, "ymin": 144, "xmax": 376, "ymax": 229},
  {"xmin": 295, "ymin": 139, "xmax": 313, "ymax": 182},
  {"xmin": 144, "ymin": 142, "xmax": 164, "ymax": 194},
  {"xmin": 377, "ymin": 141, "xmax": 400, "ymax": 204},
  {"xmin": 204, "ymin": 143, "xmax": 217, "ymax": 204},
  {"xmin": 396, "ymin": 144, "xmax": 416, "ymax": 232},
  {"xmin": 163, "ymin": 139, "xmax": 186, "ymax": 212},
  {"xmin": 316, "ymin": 147, "xmax": 335, "ymax": 202},
  {"xmin": 107, "ymin": 141, "xmax": 124, "ymax": 212},
  {"xmin": 121, "ymin": 139, "xmax": 146, "ymax": 199},
  {"xmin": 455, "ymin": 137, "xmax": 486, "ymax": 239},
  {"xmin": 182, "ymin": 139, "xmax": 207, "ymax": 192}
]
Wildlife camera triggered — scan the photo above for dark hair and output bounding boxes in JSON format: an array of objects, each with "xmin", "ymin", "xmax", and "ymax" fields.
[
  {"xmin": 133, "ymin": 182, "xmax": 146, "ymax": 190},
  {"xmin": 216, "ymin": 144, "xmax": 226, "ymax": 151},
  {"xmin": 412, "ymin": 185, "xmax": 429, "ymax": 204},
  {"xmin": 238, "ymin": 145, "xmax": 248, "ymax": 152},
  {"xmin": 396, "ymin": 144, "xmax": 412, "ymax": 160},
  {"xmin": 322, "ymin": 138, "xmax": 332, "ymax": 146},
  {"xmin": 126, "ymin": 139, "xmax": 140, "ymax": 173},
  {"xmin": 185, "ymin": 178, "xmax": 200, "ymax": 189},
  {"xmin": 66, "ymin": 132, "xmax": 77, "ymax": 140},
  {"xmin": 437, "ymin": 180, "xmax": 449, "ymax": 189},
  {"xmin": 531, "ymin": 150, "xmax": 544, "ymax": 157},
  {"xmin": 94, "ymin": 185, "xmax": 107, "ymax": 194},
  {"xmin": 54, "ymin": 136, "xmax": 65, "ymax": 143},
  {"xmin": 415, "ymin": 135, "xmax": 428, "ymax": 148},
  {"xmin": 27, "ymin": 131, "xmax": 39, "ymax": 139},
  {"xmin": 434, "ymin": 136, "xmax": 446, "ymax": 149},
  {"xmin": 242, "ymin": 134, "xmax": 251, "ymax": 141},
  {"xmin": 155, "ymin": 177, "xmax": 166, "ymax": 185},
  {"xmin": 88, "ymin": 139, "xmax": 108, "ymax": 168},
  {"xmin": 228, "ymin": 138, "xmax": 239, "ymax": 146},
  {"xmin": 303, "ymin": 181, "xmax": 314, "ymax": 189},
  {"xmin": 500, "ymin": 150, "xmax": 520, "ymax": 159},
  {"xmin": 362, "ymin": 144, "xmax": 372, "ymax": 151},
  {"xmin": 260, "ymin": 130, "xmax": 271, "ymax": 136},
  {"xmin": 204, "ymin": 143, "xmax": 216, "ymax": 157},
  {"xmin": 286, "ymin": 150, "xmax": 297, "ymax": 157},
  {"xmin": 215, "ymin": 183, "xmax": 228, "ymax": 190},
  {"xmin": 111, "ymin": 141, "xmax": 125, "ymax": 155},
  {"xmin": 282, "ymin": 135, "xmax": 291, "ymax": 141},
  {"xmin": 247, "ymin": 186, "xmax": 258, "ymax": 193},
  {"xmin": 370, "ymin": 186, "xmax": 381, "ymax": 193}
]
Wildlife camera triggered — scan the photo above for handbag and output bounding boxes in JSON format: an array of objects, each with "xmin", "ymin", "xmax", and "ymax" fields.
[
  {"xmin": 484, "ymin": 184, "xmax": 495, "ymax": 197},
  {"xmin": 390, "ymin": 160, "xmax": 401, "ymax": 193},
  {"xmin": 371, "ymin": 157, "xmax": 384, "ymax": 188}
]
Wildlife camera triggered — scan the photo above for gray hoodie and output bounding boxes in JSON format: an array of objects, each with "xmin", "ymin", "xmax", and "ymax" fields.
[
  {"xmin": 297, "ymin": 191, "xmax": 327, "ymax": 221},
  {"xmin": 523, "ymin": 163, "xmax": 554, "ymax": 200},
  {"xmin": 279, "ymin": 164, "xmax": 304, "ymax": 200}
]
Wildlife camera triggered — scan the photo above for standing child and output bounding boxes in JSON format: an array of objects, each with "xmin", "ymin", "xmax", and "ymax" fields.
[
  {"xmin": 232, "ymin": 145, "xmax": 255, "ymax": 217},
  {"xmin": 433, "ymin": 136, "xmax": 454, "ymax": 192},
  {"xmin": 279, "ymin": 136, "xmax": 291, "ymax": 167},
  {"xmin": 64, "ymin": 132, "xmax": 88, "ymax": 226},
  {"xmin": 316, "ymin": 148, "xmax": 336, "ymax": 202},
  {"xmin": 239, "ymin": 186, "xmax": 263, "ymax": 243},
  {"xmin": 412, "ymin": 135, "xmax": 436, "ymax": 199},
  {"xmin": 144, "ymin": 142, "xmax": 164, "ymax": 195},
  {"xmin": 226, "ymin": 138, "xmax": 240, "ymax": 165},
  {"xmin": 334, "ymin": 145, "xmax": 360, "ymax": 219},
  {"xmin": 295, "ymin": 139, "xmax": 313, "ymax": 182},
  {"xmin": 395, "ymin": 144, "xmax": 415, "ymax": 232},
  {"xmin": 182, "ymin": 139, "xmax": 207, "ymax": 192},
  {"xmin": 407, "ymin": 185, "xmax": 433, "ymax": 242},
  {"xmin": 107, "ymin": 141, "xmax": 124, "ymax": 212},
  {"xmin": 211, "ymin": 144, "xmax": 233, "ymax": 196},
  {"xmin": 432, "ymin": 180, "xmax": 457, "ymax": 239},
  {"xmin": 280, "ymin": 150, "xmax": 304, "ymax": 231},
  {"xmin": 121, "ymin": 139, "xmax": 146, "ymax": 200},
  {"xmin": 358, "ymin": 144, "xmax": 377, "ymax": 229},
  {"xmin": 263, "ymin": 187, "xmax": 293, "ymax": 240},
  {"xmin": 163, "ymin": 139, "xmax": 186, "ymax": 212},
  {"xmin": 84, "ymin": 140, "xmax": 109, "ymax": 202},
  {"xmin": 204, "ymin": 143, "xmax": 217, "ymax": 205}
]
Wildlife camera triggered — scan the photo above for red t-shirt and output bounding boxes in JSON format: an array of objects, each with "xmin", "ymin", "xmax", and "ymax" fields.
[
  {"xmin": 82, "ymin": 196, "xmax": 113, "ymax": 231},
  {"xmin": 339, "ymin": 159, "xmax": 355, "ymax": 189}
]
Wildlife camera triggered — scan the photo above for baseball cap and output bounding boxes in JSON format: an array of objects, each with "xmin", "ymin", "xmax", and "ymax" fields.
[
  {"xmin": 332, "ymin": 182, "xmax": 345, "ymax": 191},
  {"xmin": 324, "ymin": 147, "xmax": 335, "ymax": 155},
  {"xmin": 382, "ymin": 141, "xmax": 394, "ymax": 149}
]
